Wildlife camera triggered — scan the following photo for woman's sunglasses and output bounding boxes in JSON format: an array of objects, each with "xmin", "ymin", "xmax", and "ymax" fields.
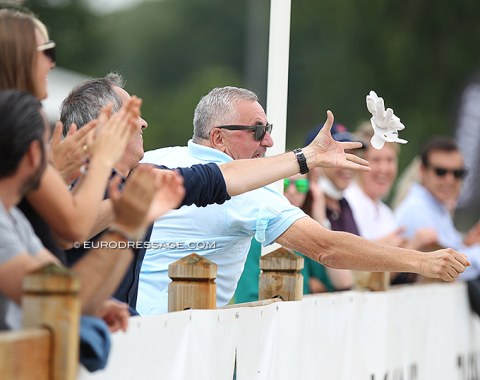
[
  {"xmin": 283, "ymin": 178, "xmax": 309, "ymax": 193},
  {"xmin": 37, "ymin": 41, "xmax": 56, "ymax": 64},
  {"xmin": 216, "ymin": 123, "xmax": 273, "ymax": 141}
]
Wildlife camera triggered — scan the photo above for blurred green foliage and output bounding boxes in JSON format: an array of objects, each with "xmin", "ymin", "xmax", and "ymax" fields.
[{"xmin": 25, "ymin": 0, "xmax": 480, "ymax": 176}]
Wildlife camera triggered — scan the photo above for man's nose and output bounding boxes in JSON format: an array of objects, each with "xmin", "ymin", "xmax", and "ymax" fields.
[{"xmin": 261, "ymin": 131, "xmax": 274, "ymax": 147}]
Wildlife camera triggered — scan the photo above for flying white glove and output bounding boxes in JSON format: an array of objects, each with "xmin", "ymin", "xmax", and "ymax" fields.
[{"xmin": 366, "ymin": 91, "xmax": 408, "ymax": 149}]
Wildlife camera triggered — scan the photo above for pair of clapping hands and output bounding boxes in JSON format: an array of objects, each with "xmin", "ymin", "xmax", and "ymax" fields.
[{"xmin": 49, "ymin": 97, "xmax": 140, "ymax": 185}]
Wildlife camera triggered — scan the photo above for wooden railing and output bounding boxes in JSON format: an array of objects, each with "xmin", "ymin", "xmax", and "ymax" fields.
[{"xmin": 0, "ymin": 263, "xmax": 80, "ymax": 380}]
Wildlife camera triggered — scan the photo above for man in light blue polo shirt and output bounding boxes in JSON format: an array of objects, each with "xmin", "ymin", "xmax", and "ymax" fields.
[
  {"xmin": 137, "ymin": 87, "xmax": 469, "ymax": 315},
  {"xmin": 395, "ymin": 137, "xmax": 480, "ymax": 280}
]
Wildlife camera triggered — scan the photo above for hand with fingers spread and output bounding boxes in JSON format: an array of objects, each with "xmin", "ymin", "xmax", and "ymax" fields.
[
  {"xmin": 89, "ymin": 96, "xmax": 142, "ymax": 169},
  {"xmin": 304, "ymin": 110, "xmax": 370, "ymax": 172},
  {"xmin": 419, "ymin": 248, "xmax": 470, "ymax": 281},
  {"xmin": 48, "ymin": 119, "xmax": 97, "ymax": 184}
]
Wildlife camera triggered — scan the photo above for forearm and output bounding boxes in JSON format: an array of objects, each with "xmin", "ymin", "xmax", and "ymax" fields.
[
  {"xmin": 276, "ymin": 217, "xmax": 420, "ymax": 273},
  {"xmin": 220, "ymin": 151, "xmax": 300, "ymax": 196},
  {"xmin": 28, "ymin": 159, "xmax": 112, "ymax": 243},
  {"xmin": 87, "ymin": 200, "xmax": 114, "ymax": 239},
  {"xmin": 71, "ymin": 231, "xmax": 133, "ymax": 315}
]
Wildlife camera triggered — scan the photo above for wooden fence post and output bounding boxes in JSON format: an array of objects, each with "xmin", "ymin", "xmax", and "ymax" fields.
[
  {"xmin": 168, "ymin": 253, "xmax": 217, "ymax": 312},
  {"xmin": 259, "ymin": 247, "xmax": 304, "ymax": 301},
  {"xmin": 352, "ymin": 271, "xmax": 390, "ymax": 291},
  {"xmin": 22, "ymin": 263, "xmax": 80, "ymax": 380}
]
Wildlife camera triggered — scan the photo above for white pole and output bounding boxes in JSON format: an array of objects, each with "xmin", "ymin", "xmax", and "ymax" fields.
[
  {"xmin": 263, "ymin": 0, "xmax": 291, "ymax": 254},
  {"xmin": 265, "ymin": 0, "xmax": 291, "ymax": 158}
]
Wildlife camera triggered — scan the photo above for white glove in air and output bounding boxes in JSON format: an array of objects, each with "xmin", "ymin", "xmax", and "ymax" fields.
[{"xmin": 366, "ymin": 91, "xmax": 408, "ymax": 149}]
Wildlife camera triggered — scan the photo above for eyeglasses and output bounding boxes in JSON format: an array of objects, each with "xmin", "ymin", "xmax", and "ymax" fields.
[
  {"xmin": 37, "ymin": 41, "xmax": 56, "ymax": 63},
  {"xmin": 216, "ymin": 123, "xmax": 273, "ymax": 141},
  {"xmin": 283, "ymin": 178, "xmax": 309, "ymax": 193},
  {"xmin": 430, "ymin": 166, "xmax": 467, "ymax": 179}
]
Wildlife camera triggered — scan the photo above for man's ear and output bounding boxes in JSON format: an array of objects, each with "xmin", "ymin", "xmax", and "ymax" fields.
[
  {"xmin": 209, "ymin": 128, "xmax": 227, "ymax": 152},
  {"xmin": 26, "ymin": 140, "xmax": 42, "ymax": 169}
]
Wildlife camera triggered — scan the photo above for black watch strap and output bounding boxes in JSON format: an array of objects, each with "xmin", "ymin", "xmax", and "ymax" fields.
[{"xmin": 293, "ymin": 148, "xmax": 309, "ymax": 174}]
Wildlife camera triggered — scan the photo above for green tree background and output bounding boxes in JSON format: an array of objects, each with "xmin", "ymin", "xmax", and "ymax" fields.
[{"xmin": 25, "ymin": 0, "xmax": 480, "ymax": 197}]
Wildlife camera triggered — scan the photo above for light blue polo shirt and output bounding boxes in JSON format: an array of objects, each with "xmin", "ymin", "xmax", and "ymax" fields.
[
  {"xmin": 395, "ymin": 183, "xmax": 480, "ymax": 280},
  {"xmin": 137, "ymin": 140, "xmax": 305, "ymax": 315}
]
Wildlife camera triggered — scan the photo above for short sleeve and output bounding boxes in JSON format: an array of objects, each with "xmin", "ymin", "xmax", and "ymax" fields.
[{"xmin": 0, "ymin": 206, "xmax": 43, "ymax": 265}]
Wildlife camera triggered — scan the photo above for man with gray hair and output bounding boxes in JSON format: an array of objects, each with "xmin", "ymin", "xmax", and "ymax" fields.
[
  {"xmin": 138, "ymin": 85, "xmax": 469, "ymax": 315},
  {"xmin": 59, "ymin": 75, "xmax": 376, "ymax": 310}
]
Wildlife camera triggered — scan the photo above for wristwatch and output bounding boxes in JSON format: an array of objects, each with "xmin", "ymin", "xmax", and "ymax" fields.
[{"xmin": 293, "ymin": 148, "xmax": 309, "ymax": 174}]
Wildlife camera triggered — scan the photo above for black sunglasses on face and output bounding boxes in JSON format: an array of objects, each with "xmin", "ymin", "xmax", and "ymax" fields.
[
  {"xmin": 37, "ymin": 41, "xmax": 56, "ymax": 63},
  {"xmin": 430, "ymin": 166, "xmax": 467, "ymax": 179},
  {"xmin": 216, "ymin": 123, "xmax": 273, "ymax": 141}
]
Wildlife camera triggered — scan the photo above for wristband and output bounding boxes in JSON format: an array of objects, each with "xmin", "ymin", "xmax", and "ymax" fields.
[{"xmin": 293, "ymin": 148, "xmax": 309, "ymax": 174}]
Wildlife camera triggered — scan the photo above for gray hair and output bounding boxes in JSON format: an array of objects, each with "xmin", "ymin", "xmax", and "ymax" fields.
[
  {"xmin": 192, "ymin": 86, "xmax": 258, "ymax": 142},
  {"xmin": 60, "ymin": 72, "xmax": 125, "ymax": 136}
]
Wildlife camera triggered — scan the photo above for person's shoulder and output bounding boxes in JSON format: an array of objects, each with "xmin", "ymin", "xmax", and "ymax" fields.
[{"xmin": 141, "ymin": 146, "xmax": 188, "ymax": 164}]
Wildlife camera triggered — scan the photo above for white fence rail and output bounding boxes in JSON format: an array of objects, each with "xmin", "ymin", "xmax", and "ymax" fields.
[{"xmin": 79, "ymin": 282, "xmax": 480, "ymax": 380}]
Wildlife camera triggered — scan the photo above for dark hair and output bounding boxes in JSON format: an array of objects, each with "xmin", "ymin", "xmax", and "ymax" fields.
[
  {"xmin": 420, "ymin": 137, "xmax": 459, "ymax": 167},
  {"xmin": 60, "ymin": 72, "xmax": 125, "ymax": 135},
  {"xmin": 0, "ymin": 90, "xmax": 44, "ymax": 178}
]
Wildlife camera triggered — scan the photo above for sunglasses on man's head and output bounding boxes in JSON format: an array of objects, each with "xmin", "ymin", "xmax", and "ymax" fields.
[
  {"xmin": 216, "ymin": 123, "xmax": 273, "ymax": 141},
  {"xmin": 283, "ymin": 178, "xmax": 309, "ymax": 193},
  {"xmin": 37, "ymin": 41, "xmax": 56, "ymax": 63},
  {"xmin": 430, "ymin": 166, "xmax": 467, "ymax": 179}
]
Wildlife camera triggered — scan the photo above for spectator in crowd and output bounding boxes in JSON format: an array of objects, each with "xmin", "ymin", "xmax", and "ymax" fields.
[
  {"xmin": 0, "ymin": 89, "xmax": 184, "ymax": 330},
  {"xmin": 60, "ymin": 73, "xmax": 370, "ymax": 308},
  {"xmin": 345, "ymin": 123, "xmax": 437, "ymax": 284},
  {"xmin": 138, "ymin": 86, "xmax": 469, "ymax": 315},
  {"xmin": 301, "ymin": 123, "xmax": 360, "ymax": 292},
  {"xmin": 0, "ymin": 8, "xmax": 140, "ymax": 262},
  {"xmin": 395, "ymin": 137, "xmax": 480, "ymax": 280}
]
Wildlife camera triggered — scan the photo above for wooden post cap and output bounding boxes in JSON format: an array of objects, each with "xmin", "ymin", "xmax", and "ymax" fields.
[
  {"xmin": 260, "ymin": 247, "xmax": 304, "ymax": 272},
  {"xmin": 23, "ymin": 263, "xmax": 80, "ymax": 294},
  {"xmin": 168, "ymin": 253, "xmax": 217, "ymax": 280}
]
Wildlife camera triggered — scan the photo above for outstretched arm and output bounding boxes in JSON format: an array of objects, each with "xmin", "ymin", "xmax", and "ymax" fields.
[{"xmin": 276, "ymin": 216, "xmax": 470, "ymax": 282}]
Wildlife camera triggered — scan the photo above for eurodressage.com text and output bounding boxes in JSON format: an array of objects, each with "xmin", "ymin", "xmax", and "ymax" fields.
[{"xmin": 74, "ymin": 241, "xmax": 217, "ymax": 250}]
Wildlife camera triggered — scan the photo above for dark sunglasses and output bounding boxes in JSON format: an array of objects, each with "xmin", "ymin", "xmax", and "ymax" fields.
[
  {"xmin": 216, "ymin": 123, "xmax": 273, "ymax": 141},
  {"xmin": 430, "ymin": 166, "xmax": 467, "ymax": 179},
  {"xmin": 283, "ymin": 178, "xmax": 309, "ymax": 193},
  {"xmin": 37, "ymin": 41, "xmax": 56, "ymax": 63}
]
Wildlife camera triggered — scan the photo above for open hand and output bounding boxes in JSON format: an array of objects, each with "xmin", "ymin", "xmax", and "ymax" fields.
[
  {"xmin": 306, "ymin": 110, "xmax": 370, "ymax": 172},
  {"xmin": 48, "ymin": 120, "xmax": 97, "ymax": 184}
]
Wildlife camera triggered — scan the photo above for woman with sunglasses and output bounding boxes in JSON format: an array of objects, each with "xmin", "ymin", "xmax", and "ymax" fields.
[{"xmin": 0, "ymin": 8, "xmax": 141, "ymax": 262}]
